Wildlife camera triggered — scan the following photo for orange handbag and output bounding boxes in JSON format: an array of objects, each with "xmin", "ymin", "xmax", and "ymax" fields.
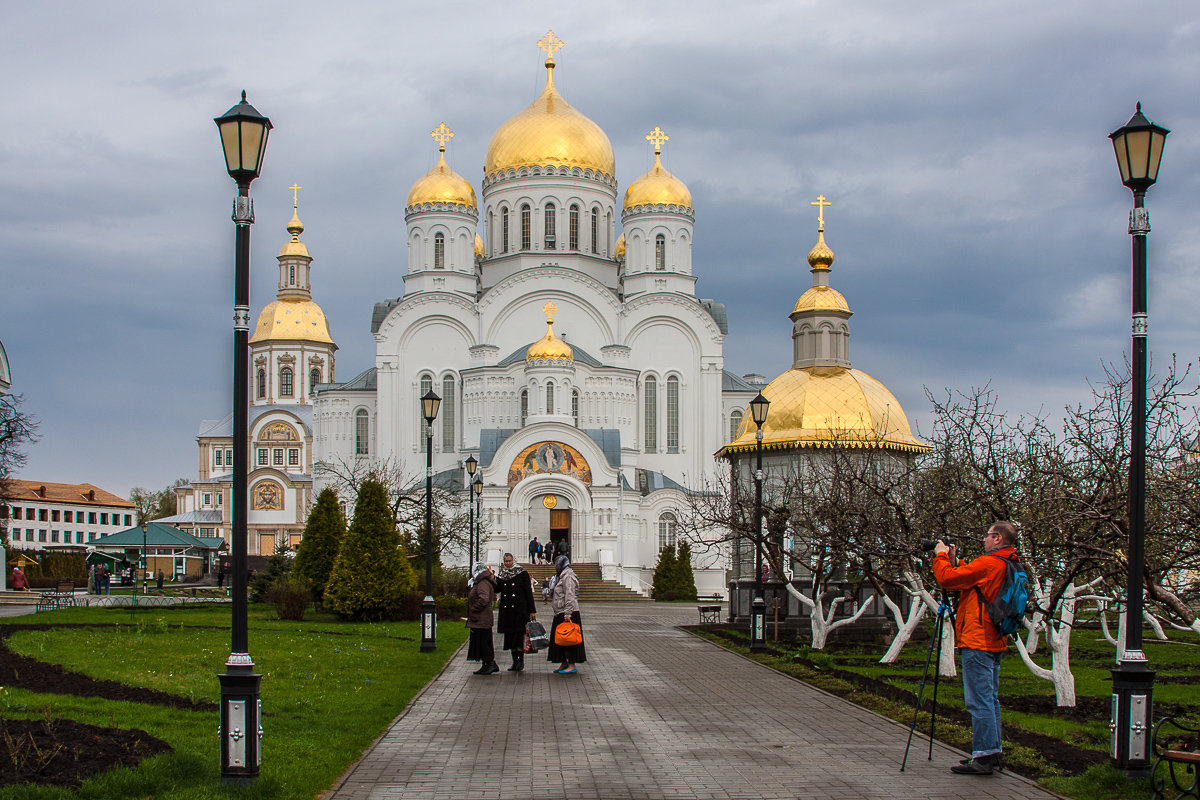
[{"xmin": 554, "ymin": 619, "xmax": 582, "ymax": 646}]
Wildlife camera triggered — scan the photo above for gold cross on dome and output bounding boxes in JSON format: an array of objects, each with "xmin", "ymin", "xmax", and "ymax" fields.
[
  {"xmin": 646, "ymin": 126, "xmax": 669, "ymax": 155},
  {"xmin": 430, "ymin": 123, "xmax": 454, "ymax": 152},
  {"xmin": 537, "ymin": 30, "xmax": 564, "ymax": 61},
  {"xmin": 542, "ymin": 301, "xmax": 558, "ymax": 323},
  {"xmin": 289, "ymin": 184, "xmax": 302, "ymax": 208},
  {"xmin": 811, "ymin": 195, "xmax": 831, "ymax": 230}
]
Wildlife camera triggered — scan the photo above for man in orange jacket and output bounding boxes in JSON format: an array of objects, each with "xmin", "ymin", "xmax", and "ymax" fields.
[{"xmin": 932, "ymin": 520, "xmax": 1022, "ymax": 776}]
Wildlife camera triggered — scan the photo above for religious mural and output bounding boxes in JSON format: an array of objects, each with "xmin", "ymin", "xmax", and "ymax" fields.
[
  {"xmin": 258, "ymin": 421, "xmax": 299, "ymax": 441},
  {"xmin": 508, "ymin": 441, "xmax": 591, "ymax": 486},
  {"xmin": 252, "ymin": 480, "xmax": 284, "ymax": 511}
]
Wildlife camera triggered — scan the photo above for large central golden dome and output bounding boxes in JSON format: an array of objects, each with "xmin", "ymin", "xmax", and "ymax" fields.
[
  {"xmin": 720, "ymin": 366, "xmax": 928, "ymax": 454},
  {"xmin": 485, "ymin": 60, "xmax": 614, "ymax": 179}
]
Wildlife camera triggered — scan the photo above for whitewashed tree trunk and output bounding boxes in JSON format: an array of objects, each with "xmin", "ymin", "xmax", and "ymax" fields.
[
  {"xmin": 878, "ymin": 573, "xmax": 932, "ymax": 663},
  {"xmin": 1144, "ymin": 611, "xmax": 1168, "ymax": 641},
  {"xmin": 1011, "ymin": 578, "xmax": 1101, "ymax": 707},
  {"xmin": 1099, "ymin": 606, "xmax": 1117, "ymax": 647},
  {"xmin": 784, "ymin": 583, "xmax": 877, "ymax": 650},
  {"xmin": 1163, "ymin": 617, "xmax": 1200, "ymax": 637}
]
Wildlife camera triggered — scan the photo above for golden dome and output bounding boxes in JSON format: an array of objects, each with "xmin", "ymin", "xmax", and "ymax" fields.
[
  {"xmin": 249, "ymin": 298, "xmax": 334, "ymax": 345},
  {"xmin": 279, "ymin": 197, "xmax": 310, "ymax": 257},
  {"xmin": 793, "ymin": 285, "xmax": 850, "ymax": 314},
  {"xmin": 615, "ymin": 232, "xmax": 625, "ymax": 259},
  {"xmin": 623, "ymin": 154, "xmax": 692, "ymax": 211},
  {"xmin": 807, "ymin": 229, "xmax": 834, "ymax": 270},
  {"xmin": 474, "ymin": 233, "xmax": 484, "ymax": 258},
  {"xmin": 721, "ymin": 366, "xmax": 929, "ymax": 455},
  {"xmin": 407, "ymin": 150, "xmax": 477, "ymax": 209},
  {"xmin": 525, "ymin": 301, "xmax": 574, "ymax": 364},
  {"xmin": 485, "ymin": 59, "xmax": 614, "ymax": 179}
]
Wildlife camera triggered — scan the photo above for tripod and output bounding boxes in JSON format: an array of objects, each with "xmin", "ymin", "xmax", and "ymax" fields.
[{"xmin": 900, "ymin": 594, "xmax": 954, "ymax": 772}]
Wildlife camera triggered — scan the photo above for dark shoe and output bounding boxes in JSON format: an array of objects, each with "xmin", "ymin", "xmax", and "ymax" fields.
[
  {"xmin": 483, "ymin": 662, "xmax": 500, "ymax": 675},
  {"xmin": 960, "ymin": 754, "xmax": 1002, "ymax": 769},
  {"xmin": 951, "ymin": 758, "xmax": 994, "ymax": 775},
  {"xmin": 472, "ymin": 665, "xmax": 490, "ymax": 675}
]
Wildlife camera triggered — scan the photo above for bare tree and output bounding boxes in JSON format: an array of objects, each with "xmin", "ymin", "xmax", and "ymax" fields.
[{"xmin": 0, "ymin": 394, "xmax": 38, "ymax": 544}]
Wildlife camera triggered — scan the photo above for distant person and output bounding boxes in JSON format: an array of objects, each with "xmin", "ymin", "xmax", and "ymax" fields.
[
  {"xmin": 10, "ymin": 566, "xmax": 29, "ymax": 591},
  {"xmin": 466, "ymin": 563, "xmax": 499, "ymax": 675},
  {"xmin": 555, "ymin": 538, "xmax": 569, "ymax": 559},
  {"xmin": 547, "ymin": 555, "xmax": 585, "ymax": 675},
  {"xmin": 528, "ymin": 537, "xmax": 540, "ymax": 564},
  {"xmin": 217, "ymin": 567, "xmax": 226, "ymax": 589},
  {"xmin": 157, "ymin": 569, "xmax": 165, "ymax": 590},
  {"xmin": 494, "ymin": 553, "xmax": 537, "ymax": 672}
]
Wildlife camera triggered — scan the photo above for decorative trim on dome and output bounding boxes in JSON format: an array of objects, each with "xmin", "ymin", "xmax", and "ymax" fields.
[
  {"xmin": 621, "ymin": 202, "xmax": 695, "ymax": 221},
  {"xmin": 719, "ymin": 437, "xmax": 931, "ymax": 456},
  {"xmin": 404, "ymin": 201, "xmax": 480, "ymax": 218},
  {"xmin": 482, "ymin": 164, "xmax": 617, "ymax": 190},
  {"xmin": 525, "ymin": 356, "xmax": 577, "ymax": 370}
]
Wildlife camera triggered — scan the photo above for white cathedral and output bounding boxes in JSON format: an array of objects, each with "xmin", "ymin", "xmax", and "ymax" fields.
[{"xmin": 311, "ymin": 33, "xmax": 759, "ymax": 597}]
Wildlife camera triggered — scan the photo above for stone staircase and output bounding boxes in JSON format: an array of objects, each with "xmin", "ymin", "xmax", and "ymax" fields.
[{"xmin": 522, "ymin": 562, "xmax": 650, "ymax": 603}]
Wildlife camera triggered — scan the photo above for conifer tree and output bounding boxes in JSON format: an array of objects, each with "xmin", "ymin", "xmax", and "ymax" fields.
[
  {"xmin": 325, "ymin": 477, "xmax": 417, "ymax": 621},
  {"xmin": 652, "ymin": 543, "xmax": 678, "ymax": 600},
  {"xmin": 672, "ymin": 541, "xmax": 698, "ymax": 601},
  {"xmin": 293, "ymin": 487, "xmax": 347, "ymax": 601}
]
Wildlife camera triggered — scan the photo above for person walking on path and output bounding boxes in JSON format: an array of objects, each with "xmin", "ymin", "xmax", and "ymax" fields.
[
  {"xmin": 494, "ymin": 553, "xmax": 537, "ymax": 672},
  {"xmin": 547, "ymin": 555, "xmax": 585, "ymax": 674},
  {"xmin": 466, "ymin": 563, "xmax": 499, "ymax": 675},
  {"xmin": 528, "ymin": 537, "xmax": 540, "ymax": 564},
  {"xmin": 932, "ymin": 520, "xmax": 1024, "ymax": 776}
]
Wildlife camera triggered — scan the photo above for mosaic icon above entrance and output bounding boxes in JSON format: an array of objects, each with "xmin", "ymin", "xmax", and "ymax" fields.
[{"xmin": 508, "ymin": 441, "xmax": 592, "ymax": 486}]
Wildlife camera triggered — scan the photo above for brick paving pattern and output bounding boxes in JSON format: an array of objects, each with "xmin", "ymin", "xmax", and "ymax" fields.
[{"xmin": 325, "ymin": 602, "xmax": 1059, "ymax": 800}]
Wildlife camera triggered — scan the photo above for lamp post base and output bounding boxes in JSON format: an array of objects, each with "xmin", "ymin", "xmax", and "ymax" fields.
[
  {"xmin": 749, "ymin": 596, "xmax": 767, "ymax": 653},
  {"xmin": 218, "ymin": 657, "xmax": 261, "ymax": 782},
  {"xmin": 420, "ymin": 596, "xmax": 437, "ymax": 652},
  {"xmin": 1110, "ymin": 660, "xmax": 1155, "ymax": 771}
]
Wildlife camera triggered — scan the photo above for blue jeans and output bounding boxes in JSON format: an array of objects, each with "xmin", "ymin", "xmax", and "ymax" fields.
[{"xmin": 961, "ymin": 648, "xmax": 1002, "ymax": 758}]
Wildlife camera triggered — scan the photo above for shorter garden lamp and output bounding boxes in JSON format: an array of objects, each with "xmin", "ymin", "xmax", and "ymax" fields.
[
  {"xmin": 141, "ymin": 523, "xmax": 148, "ymax": 595},
  {"xmin": 472, "ymin": 475, "xmax": 484, "ymax": 563},
  {"xmin": 420, "ymin": 389, "xmax": 441, "ymax": 652},
  {"xmin": 465, "ymin": 455, "xmax": 478, "ymax": 568},
  {"xmin": 749, "ymin": 391, "xmax": 770, "ymax": 654}
]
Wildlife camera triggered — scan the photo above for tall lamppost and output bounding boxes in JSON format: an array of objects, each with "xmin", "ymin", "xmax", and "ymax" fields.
[
  {"xmin": 141, "ymin": 523, "xmax": 148, "ymax": 595},
  {"xmin": 472, "ymin": 475, "xmax": 484, "ymax": 563},
  {"xmin": 213, "ymin": 90, "xmax": 271, "ymax": 782},
  {"xmin": 465, "ymin": 455, "xmax": 478, "ymax": 567},
  {"xmin": 420, "ymin": 390, "xmax": 441, "ymax": 652},
  {"xmin": 749, "ymin": 392, "xmax": 770, "ymax": 653},
  {"xmin": 1108, "ymin": 102, "xmax": 1168, "ymax": 771}
]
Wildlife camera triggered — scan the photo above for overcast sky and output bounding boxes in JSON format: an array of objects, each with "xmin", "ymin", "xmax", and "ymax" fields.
[{"xmin": 2, "ymin": 1, "xmax": 1197, "ymax": 499}]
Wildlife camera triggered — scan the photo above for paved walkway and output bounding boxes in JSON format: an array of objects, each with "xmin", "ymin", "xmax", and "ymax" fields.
[{"xmin": 325, "ymin": 603, "xmax": 1059, "ymax": 800}]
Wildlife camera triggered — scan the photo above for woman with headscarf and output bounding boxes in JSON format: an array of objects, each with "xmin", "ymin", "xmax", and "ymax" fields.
[
  {"xmin": 466, "ymin": 562, "xmax": 498, "ymax": 675},
  {"xmin": 494, "ymin": 552, "xmax": 537, "ymax": 671},
  {"xmin": 547, "ymin": 554, "xmax": 585, "ymax": 674}
]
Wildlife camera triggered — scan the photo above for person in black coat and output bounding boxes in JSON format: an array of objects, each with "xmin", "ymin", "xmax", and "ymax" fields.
[{"xmin": 494, "ymin": 553, "xmax": 537, "ymax": 672}]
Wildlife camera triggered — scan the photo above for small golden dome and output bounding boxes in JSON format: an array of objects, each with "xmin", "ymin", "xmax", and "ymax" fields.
[
  {"xmin": 623, "ymin": 154, "xmax": 692, "ymax": 211},
  {"xmin": 407, "ymin": 150, "xmax": 477, "ymax": 209},
  {"xmin": 807, "ymin": 230, "xmax": 834, "ymax": 270},
  {"xmin": 249, "ymin": 299, "xmax": 334, "ymax": 345},
  {"xmin": 526, "ymin": 301, "xmax": 574, "ymax": 364},
  {"xmin": 722, "ymin": 367, "xmax": 929, "ymax": 454},
  {"xmin": 279, "ymin": 194, "xmax": 310, "ymax": 257},
  {"xmin": 485, "ymin": 58, "xmax": 614, "ymax": 179},
  {"xmin": 615, "ymin": 232, "xmax": 625, "ymax": 259},
  {"xmin": 793, "ymin": 285, "xmax": 850, "ymax": 314},
  {"xmin": 475, "ymin": 233, "xmax": 484, "ymax": 258}
]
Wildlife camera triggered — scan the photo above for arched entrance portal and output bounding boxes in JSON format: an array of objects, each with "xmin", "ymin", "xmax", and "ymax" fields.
[{"xmin": 530, "ymin": 494, "xmax": 571, "ymax": 558}]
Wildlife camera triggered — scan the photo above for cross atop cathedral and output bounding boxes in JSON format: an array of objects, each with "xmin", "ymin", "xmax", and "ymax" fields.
[
  {"xmin": 811, "ymin": 195, "xmax": 831, "ymax": 230},
  {"xmin": 646, "ymin": 126, "xmax": 669, "ymax": 155},
  {"xmin": 430, "ymin": 122, "xmax": 454, "ymax": 152},
  {"xmin": 289, "ymin": 184, "xmax": 302, "ymax": 209},
  {"xmin": 543, "ymin": 301, "xmax": 558, "ymax": 323},
  {"xmin": 537, "ymin": 30, "xmax": 564, "ymax": 62}
]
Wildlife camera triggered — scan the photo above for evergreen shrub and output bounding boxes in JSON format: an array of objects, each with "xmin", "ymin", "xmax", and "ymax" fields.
[
  {"xmin": 325, "ymin": 478, "xmax": 417, "ymax": 621},
  {"xmin": 652, "ymin": 544, "xmax": 678, "ymax": 600},
  {"xmin": 294, "ymin": 487, "xmax": 347, "ymax": 602}
]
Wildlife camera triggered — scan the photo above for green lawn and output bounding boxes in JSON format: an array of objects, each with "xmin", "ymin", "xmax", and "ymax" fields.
[{"xmin": 1, "ymin": 603, "xmax": 468, "ymax": 799}]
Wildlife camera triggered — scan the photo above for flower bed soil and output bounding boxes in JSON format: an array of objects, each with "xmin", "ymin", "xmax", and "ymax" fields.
[{"xmin": 1, "ymin": 716, "xmax": 171, "ymax": 788}]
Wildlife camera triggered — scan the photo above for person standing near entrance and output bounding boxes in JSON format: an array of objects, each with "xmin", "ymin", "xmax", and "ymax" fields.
[
  {"xmin": 528, "ymin": 537, "xmax": 540, "ymax": 564},
  {"xmin": 555, "ymin": 537, "xmax": 569, "ymax": 559},
  {"xmin": 466, "ymin": 563, "xmax": 499, "ymax": 675},
  {"xmin": 495, "ymin": 553, "xmax": 537, "ymax": 671},
  {"xmin": 548, "ymin": 555, "xmax": 585, "ymax": 674}
]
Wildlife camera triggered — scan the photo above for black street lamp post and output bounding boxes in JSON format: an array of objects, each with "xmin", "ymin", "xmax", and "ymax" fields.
[
  {"xmin": 214, "ymin": 90, "xmax": 271, "ymax": 782},
  {"xmin": 1108, "ymin": 103, "xmax": 1168, "ymax": 771},
  {"xmin": 465, "ymin": 455, "xmax": 478, "ymax": 567},
  {"xmin": 749, "ymin": 392, "xmax": 770, "ymax": 653},
  {"xmin": 141, "ymin": 523, "xmax": 148, "ymax": 595},
  {"xmin": 421, "ymin": 390, "xmax": 441, "ymax": 652},
  {"xmin": 472, "ymin": 475, "xmax": 484, "ymax": 563}
]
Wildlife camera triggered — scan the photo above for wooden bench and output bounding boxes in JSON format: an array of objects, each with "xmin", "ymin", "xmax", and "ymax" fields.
[
  {"xmin": 697, "ymin": 605, "xmax": 722, "ymax": 624},
  {"xmin": 1152, "ymin": 717, "xmax": 1200, "ymax": 800},
  {"xmin": 36, "ymin": 580, "xmax": 77, "ymax": 611}
]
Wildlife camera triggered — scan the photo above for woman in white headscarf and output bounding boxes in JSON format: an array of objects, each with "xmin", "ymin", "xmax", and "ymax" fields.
[
  {"xmin": 466, "ymin": 562, "xmax": 498, "ymax": 675},
  {"xmin": 548, "ymin": 555, "xmax": 586, "ymax": 674}
]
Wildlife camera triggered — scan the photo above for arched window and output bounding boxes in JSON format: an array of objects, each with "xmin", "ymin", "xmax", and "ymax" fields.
[
  {"xmin": 279, "ymin": 367, "xmax": 293, "ymax": 397},
  {"xmin": 419, "ymin": 374, "xmax": 433, "ymax": 440},
  {"xmin": 590, "ymin": 208, "xmax": 599, "ymax": 254},
  {"xmin": 441, "ymin": 375, "xmax": 456, "ymax": 453},
  {"xmin": 309, "ymin": 368, "xmax": 321, "ymax": 395},
  {"xmin": 729, "ymin": 409, "xmax": 743, "ymax": 443},
  {"xmin": 655, "ymin": 234, "xmax": 666, "ymax": 270},
  {"xmin": 644, "ymin": 376, "xmax": 657, "ymax": 451},
  {"xmin": 569, "ymin": 205, "xmax": 579, "ymax": 250},
  {"xmin": 520, "ymin": 204, "xmax": 531, "ymax": 251},
  {"xmin": 658, "ymin": 512, "xmax": 677, "ymax": 551},
  {"xmin": 433, "ymin": 232, "xmax": 445, "ymax": 268},
  {"xmin": 544, "ymin": 203, "xmax": 556, "ymax": 249},
  {"xmin": 546, "ymin": 382, "xmax": 555, "ymax": 414},
  {"xmin": 355, "ymin": 409, "xmax": 369, "ymax": 455},
  {"xmin": 666, "ymin": 375, "xmax": 680, "ymax": 453},
  {"xmin": 501, "ymin": 207, "xmax": 510, "ymax": 253},
  {"xmin": 256, "ymin": 369, "xmax": 266, "ymax": 399},
  {"xmin": 572, "ymin": 390, "xmax": 579, "ymax": 426},
  {"xmin": 520, "ymin": 389, "xmax": 528, "ymax": 426}
]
